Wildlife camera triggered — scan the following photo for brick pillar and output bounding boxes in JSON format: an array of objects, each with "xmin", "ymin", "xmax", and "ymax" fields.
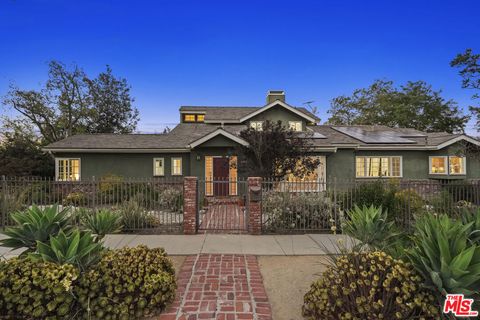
[
  {"xmin": 247, "ymin": 177, "xmax": 262, "ymax": 235},
  {"xmin": 183, "ymin": 177, "xmax": 198, "ymax": 235}
]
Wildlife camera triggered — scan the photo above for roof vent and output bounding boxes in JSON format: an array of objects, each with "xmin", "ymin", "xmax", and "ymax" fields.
[{"xmin": 266, "ymin": 90, "xmax": 285, "ymax": 104}]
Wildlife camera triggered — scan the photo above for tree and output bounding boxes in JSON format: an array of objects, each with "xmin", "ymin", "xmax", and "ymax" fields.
[
  {"xmin": 236, "ymin": 121, "xmax": 320, "ymax": 179},
  {"xmin": 327, "ymin": 80, "xmax": 469, "ymax": 133},
  {"xmin": 0, "ymin": 118, "xmax": 54, "ymax": 177},
  {"xmin": 451, "ymin": 49, "xmax": 480, "ymax": 131},
  {"xmin": 85, "ymin": 66, "xmax": 139, "ymax": 133},
  {"xmin": 2, "ymin": 61, "xmax": 139, "ymax": 144}
]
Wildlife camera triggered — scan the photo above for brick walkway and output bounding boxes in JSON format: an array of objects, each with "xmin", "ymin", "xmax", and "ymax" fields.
[
  {"xmin": 159, "ymin": 254, "xmax": 272, "ymax": 320},
  {"xmin": 199, "ymin": 202, "xmax": 247, "ymax": 233}
]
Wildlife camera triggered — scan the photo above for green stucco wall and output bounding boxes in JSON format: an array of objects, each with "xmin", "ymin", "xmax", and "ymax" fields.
[
  {"xmin": 55, "ymin": 152, "xmax": 190, "ymax": 179},
  {"xmin": 53, "ymin": 142, "xmax": 480, "ymax": 181},
  {"xmin": 324, "ymin": 142, "xmax": 480, "ymax": 180},
  {"xmin": 248, "ymin": 105, "xmax": 307, "ymax": 130}
]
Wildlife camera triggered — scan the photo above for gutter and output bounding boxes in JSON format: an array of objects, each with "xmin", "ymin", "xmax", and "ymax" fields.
[{"xmin": 42, "ymin": 148, "xmax": 191, "ymax": 153}]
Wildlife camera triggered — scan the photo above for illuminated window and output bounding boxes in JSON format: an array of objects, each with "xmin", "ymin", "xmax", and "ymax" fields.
[
  {"xmin": 429, "ymin": 157, "xmax": 447, "ymax": 174},
  {"xmin": 429, "ymin": 156, "xmax": 466, "ymax": 175},
  {"xmin": 184, "ymin": 114, "xmax": 196, "ymax": 122},
  {"xmin": 153, "ymin": 158, "xmax": 164, "ymax": 176},
  {"xmin": 288, "ymin": 121, "xmax": 302, "ymax": 131},
  {"xmin": 197, "ymin": 114, "xmax": 205, "ymax": 122},
  {"xmin": 56, "ymin": 158, "xmax": 80, "ymax": 181},
  {"xmin": 172, "ymin": 158, "xmax": 183, "ymax": 175},
  {"xmin": 449, "ymin": 156, "xmax": 465, "ymax": 175},
  {"xmin": 355, "ymin": 156, "xmax": 402, "ymax": 178},
  {"xmin": 250, "ymin": 121, "xmax": 264, "ymax": 131},
  {"xmin": 229, "ymin": 156, "xmax": 238, "ymax": 196}
]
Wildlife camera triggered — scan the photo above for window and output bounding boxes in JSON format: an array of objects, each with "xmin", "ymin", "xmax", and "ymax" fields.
[
  {"xmin": 153, "ymin": 158, "xmax": 164, "ymax": 176},
  {"xmin": 429, "ymin": 157, "xmax": 447, "ymax": 174},
  {"xmin": 355, "ymin": 156, "xmax": 402, "ymax": 178},
  {"xmin": 449, "ymin": 156, "xmax": 465, "ymax": 175},
  {"xmin": 184, "ymin": 114, "xmax": 196, "ymax": 122},
  {"xmin": 250, "ymin": 121, "xmax": 264, "ymax": 131},
  {"xmin": 429, "ymin": 156, "xmax": 466, "ymax": 175},
  {"xmin": 56, "ymin": 158, "xmax": 80, "ymax": 181},
  {"xmin": 183, "ymin": 114, "xmax": 205, "ymax": 122},
  {"xmin": 288, "ymin": 121, "xmax": 302, "ymax": 131},
  {"xmin": 171, "ymin": 157, "xmax": 182, "ymax": 175}
]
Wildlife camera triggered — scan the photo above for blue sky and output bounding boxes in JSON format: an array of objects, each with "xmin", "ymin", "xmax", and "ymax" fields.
[{"xmin": 1, "ymin": 0, "xmax": 479, "ymax": 133}]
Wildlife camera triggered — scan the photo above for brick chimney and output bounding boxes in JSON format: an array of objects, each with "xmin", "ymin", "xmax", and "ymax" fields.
[{"xmin": 266, "ymin": 90, "xmax": 285, "ymax": 104}]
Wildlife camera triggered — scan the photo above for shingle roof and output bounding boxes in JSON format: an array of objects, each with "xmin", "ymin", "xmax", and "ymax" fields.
[
  {"xmin": 180, "ymin": 106, "xmax": 320, "ymax": 122},
  {"xmin": 44, "ymin": 123, "xmax": 474, "ymax": 151}
]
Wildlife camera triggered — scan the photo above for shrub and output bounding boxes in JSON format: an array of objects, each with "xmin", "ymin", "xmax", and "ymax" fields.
[
  {"xmin": 63, "ymin": 191, "xmax": 87, "ymax": 206},
  {"xmin": 98, "ymin": 173, "xmax": 124, "ymax": 193},
  {"xmin": 0, "ymin": 205, "xmax": 72, "ymax": 253},
  {"xmin": 81, "ymin": 209, "xmax": 123, "ymax": 241},
  {"xmin": 393, "ymin": 188, "xmax": 424, "ymax": 225},
  {"xmin": 407, "ymin": 214, "xmax": 480, "ymax": 297},
  {"xmin": 342, "ymin": 205, "xmax": 401, "ymax": 254},
  {"xmin": 339, "ymin": 180, "xmax": 397, "ymax": 214},
  {"xmin": 0, "ymin": 258, "xmax": 79, "ymax": 319},
  {"xmin": 29, "ymin": 230, "xmax": 104, "ymax": 271},
  {"xmin": 74, "ymin": 245, "xmax": 176, "ymax": 319},
  {"xmin": 262, "ymin": 191, "xmax": 335, "ymax": 231},
  {"xmin": 302, "ymin": 251, "xmax": 438, "ymax": 320},
  {"xmin": 116, "ymin": 198, "xmax": 160, "ymax": 231},
  {"xmin": 158, "ymin": 188, "xmax": 183, "ymax": 213}
]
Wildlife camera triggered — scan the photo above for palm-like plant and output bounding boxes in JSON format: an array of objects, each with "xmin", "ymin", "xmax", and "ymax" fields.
[
  {"xmin": 0, "ymin": 205, "xmax": 72, "ymax": 253},
  {"xmin": 81, "ymin": 209, "xmax": 123, "ymax": 241},
  {"xmin": 342, "ymin": 205, "xmax": 401, "ymax": 253},
  {"xmin": 407, "ymin": 214, "xmax": 480, "ymax": 297},
  {"xmin": 29, "ymin": 229, "xmax": 104, "ymax": 270},
  {"xmin": 460, "ymin": 208, "xmax": 480, "ymax": 245}
]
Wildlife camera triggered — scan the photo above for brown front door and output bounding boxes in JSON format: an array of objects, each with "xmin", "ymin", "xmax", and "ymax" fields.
[{"xmin": 213, "ymin": 157, "xmax": 229, "ymax": 196}]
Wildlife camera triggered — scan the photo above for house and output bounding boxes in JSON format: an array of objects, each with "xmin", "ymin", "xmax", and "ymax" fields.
[{"xmin": 43, "ymin": 90, "xmax": 480, "ymax": 196}]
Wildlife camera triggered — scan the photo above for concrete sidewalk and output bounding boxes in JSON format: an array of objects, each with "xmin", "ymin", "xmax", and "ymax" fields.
[{"xmin": 0, "ymin": 233, "xmax": 352, "ymax": 258}]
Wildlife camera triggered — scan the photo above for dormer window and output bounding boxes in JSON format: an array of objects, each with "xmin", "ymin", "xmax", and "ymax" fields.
[
  {"xmin": 183, "ymin": 114, "xmax": 205, "ymax": 122},
  {"xmin": 250, "ymin": 121, "xmax": 264, "ymax": 131},
  {"xmin": 289, "ymin": 121, "xmax": 302, "ymax": 131}
]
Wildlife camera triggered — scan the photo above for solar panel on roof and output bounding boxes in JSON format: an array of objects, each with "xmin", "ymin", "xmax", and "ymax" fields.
[{"xmin": 333, "ymin": 127, "xmax": 417, "ymax": 144}]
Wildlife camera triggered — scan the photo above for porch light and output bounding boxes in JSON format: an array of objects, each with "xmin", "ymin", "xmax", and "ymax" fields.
[{"xmin": 196, "ymin": 155, "xmax": 201, "ymax": 161}]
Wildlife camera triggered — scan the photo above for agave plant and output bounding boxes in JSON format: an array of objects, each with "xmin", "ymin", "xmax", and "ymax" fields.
[
  {"xmin": 0, "ymin": 205, "xmax": 72, "ymax": 253},
  {"xmin": 81, "ymin": 209, "xmax": 123, "ymax": 241},
  {"xmin": 460, "ymin": 208, "xmax": 480, "ymax": 245},
  {"xmin": 407, "ymin": 214, "xmax": 480, "ymax": 297},
  {"xmin": 29, "ymin": 229, "xmax": 104, "ymax": 270},
  {"xmin": 342, "ymin": 205, "xmax": 402, "ymax": 254}
]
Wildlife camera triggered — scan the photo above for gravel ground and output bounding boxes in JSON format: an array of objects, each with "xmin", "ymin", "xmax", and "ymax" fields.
[
  {"xmin": 258, "ymin": 256, "xmax": 328, "ymax": 320},
  {"xmin": 168, "ymin": 255, "xmax": 187, "ymax": 277}
]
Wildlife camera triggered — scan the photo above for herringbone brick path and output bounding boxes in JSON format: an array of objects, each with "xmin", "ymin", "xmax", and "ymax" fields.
[{"xmin": 159, "ymin": 254, "xmax": 272, "ymax": 320}]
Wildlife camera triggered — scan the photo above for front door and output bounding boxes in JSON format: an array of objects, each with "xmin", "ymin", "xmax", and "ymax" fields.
[{"xmin": 213, "ymin": 157, "xmax": 229, "ymax": 196}]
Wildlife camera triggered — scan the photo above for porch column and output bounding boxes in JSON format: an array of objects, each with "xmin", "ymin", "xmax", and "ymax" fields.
[
  {"xmin": 183, "ymin": 176, "xmax": 198, "ymax": 235},
  {"xmin": 247, "ymin": 177, "xmax": 262, "ymax": 235}
]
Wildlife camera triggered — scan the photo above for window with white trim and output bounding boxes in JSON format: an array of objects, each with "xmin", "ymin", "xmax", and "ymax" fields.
[
  {"xmin": 250, "ymin": 121, "xmax": 264, "ymax": 131},
  {"xmin": 56, "ymin": 158, "xmax": 80, "ymax": 181},
  {"xmin": 288, "ymin": 121, "xmax": 302, "ymax": 131},
  {"xmin": 429, "ymin": 156, "xmax": 466, "ymax": 175},
  {"xmin": 171, "ymin": 157, "xmax": 183, "ymax": 175},
  {"xmin": 355, "ymin": 156, "xmax": 402, "ymax": 178},
  {"xmin": 153, "ymin": 158, "xmax": 164, "ymax": 176}
]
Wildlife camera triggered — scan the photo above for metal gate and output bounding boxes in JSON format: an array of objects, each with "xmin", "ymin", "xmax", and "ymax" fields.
[{"xmin": 196, "ymin": 178, "xmax": 248, "ymax": 233}]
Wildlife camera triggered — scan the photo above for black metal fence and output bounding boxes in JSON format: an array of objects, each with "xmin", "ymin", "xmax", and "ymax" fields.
[
  {"xmin": 0, "ymin": 176, "xmax": 184, "ymax": 233},
  {"xmin": 261, "ymin": 178, "xmax": 480, "ymax": 233}
]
